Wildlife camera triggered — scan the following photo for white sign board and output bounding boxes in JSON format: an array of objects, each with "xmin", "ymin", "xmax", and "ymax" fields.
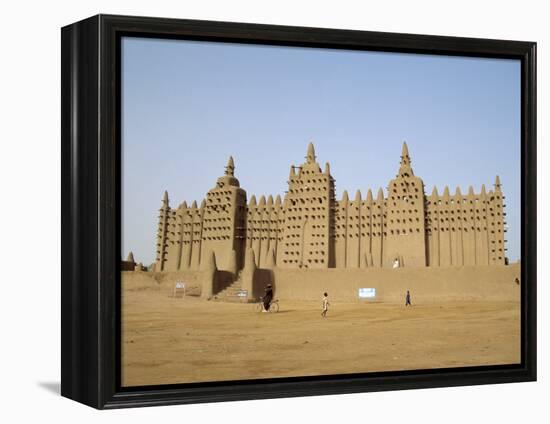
[
  {"xmin": 173, "ymin": 281, "xmax": 187, "ymax": 298},
  {"xmin": 358, "ymin": 288, "xmax": 376, "ymax": 299},
  {"xmin": 236, "ymin": 290, "xmax": 248, "ymax": 297}
]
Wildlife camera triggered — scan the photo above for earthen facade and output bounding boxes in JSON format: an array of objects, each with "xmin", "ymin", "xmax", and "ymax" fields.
[{"xmin": 154, "ymin": 143, "xmax": 508, "ymax": 273}]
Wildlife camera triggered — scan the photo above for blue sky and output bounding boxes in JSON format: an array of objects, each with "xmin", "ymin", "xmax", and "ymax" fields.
[{"xmin": 122, "ymin": 37, "xmax": 521, "ymax": 265}]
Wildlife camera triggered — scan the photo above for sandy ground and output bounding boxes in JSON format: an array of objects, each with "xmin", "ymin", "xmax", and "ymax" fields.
[{"xmin": 122, "ymin": 288, "xmax": 520, "ymax": 387}]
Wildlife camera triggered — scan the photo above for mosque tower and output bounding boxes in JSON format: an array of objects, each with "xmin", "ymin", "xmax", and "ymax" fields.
[
  {"xmin": 280, "ymin": 143, "xmax": 335, "ymax": 268},
  {"xmin": 200, "ymin": 156, "xmax": 248, "ymax": 271},
  {"xmin": 384, "ymin": 142, "xmax": 427, "ymax": 267}
]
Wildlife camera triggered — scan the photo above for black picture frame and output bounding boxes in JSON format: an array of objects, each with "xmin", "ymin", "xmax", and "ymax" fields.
[{"xmin": 61, "ymin": 14, "xmax": 537, "ymax": 409}]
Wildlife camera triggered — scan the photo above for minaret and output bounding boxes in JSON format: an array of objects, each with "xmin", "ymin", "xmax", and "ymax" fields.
[
  {"xmin": 201, "ymin": 155, "xmax": 247, "ymax": 274},
  {"xmin": 306, "ymin": 142, "xmax": 316, "ymax": 164},
  {"xmin": 494, "ymin": 175, "xmax": 502, "ymax": 192},
  {"xmin": 225, "ymin": 156, "xmax": 235, "ymax": 176},
  {"xmin": 399, "ymin": 141, "xmax": 414, "ymax": 177},
  {"xmin": 282, "ymin": 142, "xmax": 333, "ymax": 269},
  {"xmin": 385, "ymin": 142, "xmax": 426, "ymax": 267}
]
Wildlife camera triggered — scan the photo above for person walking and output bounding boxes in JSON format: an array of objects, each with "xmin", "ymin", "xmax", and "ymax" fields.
[
  {"xmin": 321, "ymin": 292, "xmax": 330, "ymax": 318},
  {"xmin": 405, "ymin": 290, "xmax": 412, "ymax": 306}
]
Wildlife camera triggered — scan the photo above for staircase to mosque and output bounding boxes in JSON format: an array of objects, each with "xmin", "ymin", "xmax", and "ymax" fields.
[{"xmin": 213, "ymin": 278, "xmax": 249, "ymax": 302}]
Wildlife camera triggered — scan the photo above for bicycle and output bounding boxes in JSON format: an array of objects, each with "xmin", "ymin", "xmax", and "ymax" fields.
[{"xmin": 254, "ymin": 297, "xmax": 279, "ymax": 313}]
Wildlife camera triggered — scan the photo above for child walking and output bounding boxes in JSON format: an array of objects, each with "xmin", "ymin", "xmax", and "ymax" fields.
[
  {"xmin": 405, "ymin": 290, "xmax": 412, "ymax": 306},
  {"xmin": 321, "ymin": 292, "xmax": 330, "ymax": 318}
]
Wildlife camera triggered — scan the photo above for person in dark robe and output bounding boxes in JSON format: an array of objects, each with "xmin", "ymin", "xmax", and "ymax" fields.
[
  {"xmin": 405, "ymin": 290, "xmax": 412, "ymax": 306},
  {"xmin": 263, "ymin": 284, "xmax": 273, "ymax": 312}
]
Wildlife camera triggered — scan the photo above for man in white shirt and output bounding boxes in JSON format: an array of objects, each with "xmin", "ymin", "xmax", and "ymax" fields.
[{"xmin": 321, "ymin": 292, "xmax": 330, "ymax": 318}]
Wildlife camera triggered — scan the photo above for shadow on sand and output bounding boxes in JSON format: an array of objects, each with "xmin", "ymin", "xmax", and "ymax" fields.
[{"xmin": 37, "ymin": 381, "xmax": 60, "ymax": 395}]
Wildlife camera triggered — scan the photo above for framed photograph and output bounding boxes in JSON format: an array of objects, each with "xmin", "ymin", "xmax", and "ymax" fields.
[{"xmin": 61, "ymin": 14, "xmax": 536, "ymax": 409}]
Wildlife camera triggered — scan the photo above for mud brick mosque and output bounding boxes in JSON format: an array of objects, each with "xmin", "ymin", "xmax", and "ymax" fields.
[{"xmin": 153, "ymin": 142, "xmax": 508, "ymax": 278}]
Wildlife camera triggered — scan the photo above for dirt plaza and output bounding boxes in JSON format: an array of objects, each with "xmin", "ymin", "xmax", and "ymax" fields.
[{"xmin": 122, "ymin": 279, "xmax": 520, "ymax": 387}]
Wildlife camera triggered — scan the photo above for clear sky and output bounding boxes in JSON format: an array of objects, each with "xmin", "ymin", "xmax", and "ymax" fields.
[{"xmin": 122, "ymin": 36, "xmax": 521, "ymax": 266}]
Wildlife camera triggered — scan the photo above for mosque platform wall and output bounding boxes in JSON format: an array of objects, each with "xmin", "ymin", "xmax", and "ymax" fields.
[
  {"xmin": 123, "ymin": 262, "xmax": 520, "ymax": 304},
  {"xmin": 122, "ymin": 270, "xmax": 204, "ymax": 296},
  {"xmin": 271, "ymin": 263, "xmax": 520, "ymax": 303}
]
